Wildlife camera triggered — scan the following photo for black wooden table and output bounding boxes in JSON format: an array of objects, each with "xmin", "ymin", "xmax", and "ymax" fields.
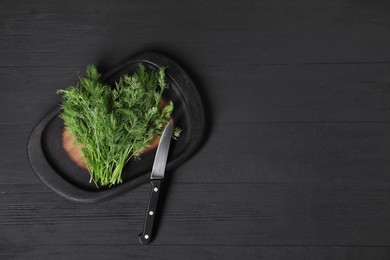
[{"xmin": 1, "ymin": 1, "xmax": 390, "ymax": 259}]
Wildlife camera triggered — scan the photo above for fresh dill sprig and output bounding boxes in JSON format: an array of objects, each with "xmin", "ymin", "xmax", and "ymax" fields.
[{"xmin": 57, "ymin": 64, "xmax": 180, "ymax": 187}]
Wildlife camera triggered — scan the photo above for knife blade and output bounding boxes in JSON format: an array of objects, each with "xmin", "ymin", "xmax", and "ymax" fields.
[{"xmin": 139, "ymin": 119, "xmax": 173, "ymax": 245}]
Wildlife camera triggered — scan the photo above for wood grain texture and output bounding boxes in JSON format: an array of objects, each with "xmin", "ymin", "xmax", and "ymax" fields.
[
  {"xmin": 1, "ymin": 0, "xmax": 390, "ymax": 67},
  {"xmin": 62, "ymin": 128, "xmax": 87, "ymax": 169},
  {"xmin": 1, "ymin": 0, "xmax": 390, "ymax": 259},
  {"xmin": 2, "ymin": 182, "xmax": 390, "ymax": 246},
  {"xmin": 2, "ymin": 245, "xmax": 390, "ymax": 260},
  {"xmin": 1, "ymin": 64, "xmax": 390, "ymax": 126},
  {"xmin": 4, "ymin": 122, "xmax": 389, "ymax": 184}
]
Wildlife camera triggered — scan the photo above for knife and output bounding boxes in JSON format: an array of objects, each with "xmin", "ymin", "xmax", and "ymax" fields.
[{"xmin": 139, "ymin": 119, "xmax": 173, "ymax": 245}]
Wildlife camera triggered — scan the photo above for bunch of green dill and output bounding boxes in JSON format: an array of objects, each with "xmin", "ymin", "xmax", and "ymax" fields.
[{"xmin": 57, "ymin": 64, "xmax": 180, "ymax": 187}]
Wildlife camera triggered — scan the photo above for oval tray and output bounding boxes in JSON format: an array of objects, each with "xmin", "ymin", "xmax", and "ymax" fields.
[{"xmin": 27, "ymin": 52, "xmax": 205, "ymax": 203}]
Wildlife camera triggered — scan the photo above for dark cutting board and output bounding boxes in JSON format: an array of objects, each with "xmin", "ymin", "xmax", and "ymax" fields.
[{"xmin": 27, "ymin": 52, "xmax": 206, "ymax": 203}]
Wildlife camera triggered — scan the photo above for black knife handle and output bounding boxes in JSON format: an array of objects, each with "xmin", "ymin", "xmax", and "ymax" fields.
[{"xmin": 139, "ymin": 179, "xmax": 162, "ymax": 245}]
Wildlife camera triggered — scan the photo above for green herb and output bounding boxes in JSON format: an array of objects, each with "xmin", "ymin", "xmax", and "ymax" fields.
[{"xmin": 57, "ymin": 64, "xmax": 181, "ymax": 187}]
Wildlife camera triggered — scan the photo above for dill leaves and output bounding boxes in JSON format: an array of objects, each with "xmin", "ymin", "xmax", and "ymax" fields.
[{"xmin": 57, "ymin": 64, "xmax": 180, "ymax": 187}]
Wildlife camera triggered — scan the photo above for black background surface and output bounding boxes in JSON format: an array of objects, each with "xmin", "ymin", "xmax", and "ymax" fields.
[{"xmin": 1, "ymin": 0, "xmax": 390, "ymax": 259}]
